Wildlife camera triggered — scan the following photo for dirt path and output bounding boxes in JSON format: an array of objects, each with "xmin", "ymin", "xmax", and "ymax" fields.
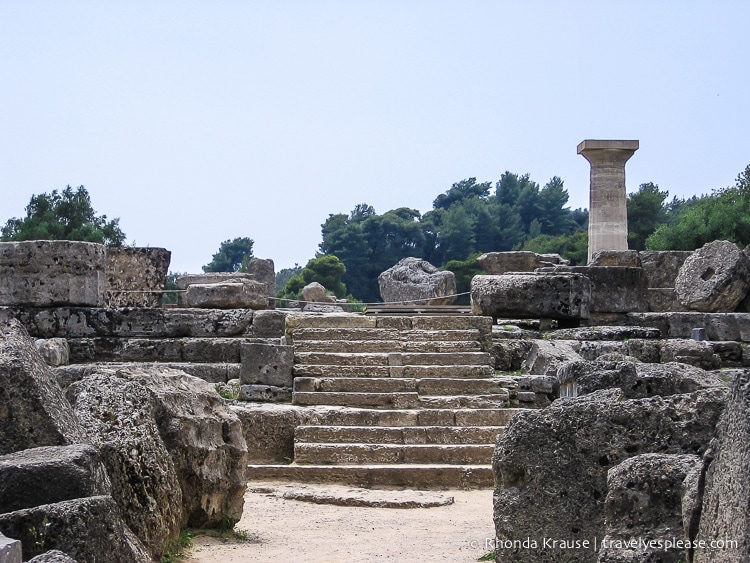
[{"xmin": 185, "ymin": 483, "xmax": 495, "ymax": 562}]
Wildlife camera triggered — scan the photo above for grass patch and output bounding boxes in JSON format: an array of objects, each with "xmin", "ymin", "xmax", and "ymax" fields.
[
  {"xmin": 161, "ymin": 530, "xmax": 193, "ymax": 563},
  {"xmin": 477, "ymin": 549, "xmax": 495, "ymax": 561},
  {"xmin": 192, "ymin": 526, "xmax": 257, "ymax": 543}
]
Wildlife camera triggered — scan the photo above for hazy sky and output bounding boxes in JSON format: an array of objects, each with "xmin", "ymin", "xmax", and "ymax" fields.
[{"xmin": 2, "ymin": 2, "xmax": 748, "ymax": 273}]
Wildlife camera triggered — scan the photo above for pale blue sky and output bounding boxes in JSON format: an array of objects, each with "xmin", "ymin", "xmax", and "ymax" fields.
[{"xmin": 2, "ymin": 1, "xmax": 748, "ymax": 273}]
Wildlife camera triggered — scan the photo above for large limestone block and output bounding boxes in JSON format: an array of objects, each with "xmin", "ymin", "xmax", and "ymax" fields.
[
  {"xmin": 675, "ymin": 240, "xmax": 750, "ymax": 312},
  {"xmin": 522, "ymin": 340, "xmax": 582, "ymax": 376},
  {"xmin": 184, "ymin": 280, "xmax": 268, "ymax": 309},
  {"xmin": 34, "ymin": 338, "xmax": 70, "ymax": 367},
  {"xmin": 589, "ymin": 249, "xmax": 641, "ymax": 268},
  {"xmin": 105, "ymin": 246, "xmax": 170, "ymax": 308},
  {"xmin": 300, "ymin": 282, "xmax": 336, "ymax": 304},
  {"xmin": 67, "ymin": 374, "xmax": 184, "ymax": 560},
  {"xmin": 176, "ymin": 273, "xmax": 253, "ymax": 307},
  {"xmin": 551, "ymin": 265, "xmax": 648, "ymax": 313},
  {"xmin": 109, "ymin": 366, "xmax": 249, "ymax": 528},
  {"xmin": 378, "ymin": 258, "xmax": 456, "ymax": 306},
  {"xmin": 0, "ymin": 496, "xmax": 151, "ymax": 563},
  {"xmin": 470, "ymin": 273, "xmax": 590, "ymax": 319},
  {"xmin": 599, "ymin": 453, "xmax": 701, "ymax": 562},
  {"xmin": 492, "ymin": 387, "xmax": 727, "ymax": 562},
  {"xmin": 557, "ymin": 360, "xmax": 725, "ymax": 399},
  {"xmin": 0, "ymin": 320, "xmax": 89, "ymax": 455},
  {"xmin": 476, "ymin": 251, "xmax": 566, "ymax": 274},
  {"xmin": 639, "ymin": 250, "xmax": 693, "ymax": 288},
  {"xmin": 695, "ymin": 370, "xmax": 750, "ymax": 562},
  {"xmin": 0, "ymin": 241, "xmax": 106, "ymax": 307},
  {"xmin": 0, "ymin": 444, "xmax": 110, "ymax": 513},
  {"xmin": 0, "ymin": 533, "xmax": 21, "ymax": 563},
  {"xmin": 245, "ymin": 258, "xmax": 276, "ymax": 309},
  {"xmin": 240, "ymin": 342, "xmax": 294, "ymax": 387}
]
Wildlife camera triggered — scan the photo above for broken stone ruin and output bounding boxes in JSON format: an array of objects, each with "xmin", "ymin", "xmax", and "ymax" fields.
[{"xmin": 0, "ymin": 140, "xmax": 749, "ymax": 562}]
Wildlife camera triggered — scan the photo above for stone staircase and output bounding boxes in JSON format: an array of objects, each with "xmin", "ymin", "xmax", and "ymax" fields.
[{"xmin": 247, "ymin": 313, "xmax": 524, "ymax": 488}]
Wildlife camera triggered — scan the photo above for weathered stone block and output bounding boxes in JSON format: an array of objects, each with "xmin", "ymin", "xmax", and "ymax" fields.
[
  {"xmin": 185, "ymin": 281, "xmax": 268, "ymax": 309},
  {"xmin": 111, "ymin": 366, "xmax": 249, "ymax": 529},
  {"xmin": 238, "ymin": 384, "xmax": 293, "ymax": 403},
  {"xmin": 0, "ymin": 533, "xmax": 21, "ymax": 563},
  {"xmin": 648, "ymin": 287, "xmax": 689, "ymax": 312},
  {"xmin": 492, "ymin": 387, "xmax": 726, "ymax": 562},
  {"xmin": 660, "ymin": 339, "xmax": 721, "ymax": 370},
  {"xmin": 0, "ymin": 444, "xmax": 110, "ymax": 513},
  {"xmin": 589, "ymin": 249, "xmax": 641, "ymax": 267},
  {"xmin": 553, "ymin": 265, "xmax": 648, "ymax": 313},
  {"xmin": 476, "ymin": 251, "xmax": 565, "ymax": 274},
  {"xmin": 0, "ymin": 496, "xmax": 151, "ymax": 562},
  {"xmin": 252, "ymin": 309, "xmax": 288, "ymax": 338},
  {"xmin": 675, "ymin": 240, "xmax": 750, "ymax": 312},
  {"xmin": 470, "ymin": 273, "xmax": 591, "ymax": 320},
  {"xmin": 0, "ymin": 320, "xmax": 88, "ymax": 456},
  {"xmin": 557, "ymin": 360, "xmax": 724, "ymax": 398},
  {"xmin": 240, "ymin": 342, "xmax": 294, "ymax": 387},
  {"xmin": 522, "ymin": 339, "xmax": 582, "ymax": 376},
  {"xmin": 639, "ymin": 250, "xmax": 693, "ymax": 288},
  {"xmin": 695, "ymin": 370, "xmax": 750, "ymax": 562},
  {"xmin": 67, "ymin": 373, "xmax": 184, "ymax": 560},
  {"xmin": 105, "ymin": 246, "xmax": 170, "ymax": 308},
  {"xmin": 0, "ymin": 241, "xmax": 106, "ymax": 307},
  {"xmin": 245, "ymin": 258, "xmax": 276, "ymax": 309},
  {"xmin": 34, "ymin": 338, "xmax": 69, "ymax": 366},
  {"xmin": 599, "ymin": 453, "xmax": 701, "ymax": 562},
  {"xmin": 378, "ymin": 257, "xmax": 456, "ymax": 305}
]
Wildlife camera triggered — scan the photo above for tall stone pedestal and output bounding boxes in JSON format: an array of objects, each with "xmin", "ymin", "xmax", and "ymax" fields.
[{"xmin": 578, "ymin": 140, "xmax": 639, "ymax": 263}]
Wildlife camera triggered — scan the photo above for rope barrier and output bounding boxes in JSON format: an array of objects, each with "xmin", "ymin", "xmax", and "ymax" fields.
[{"xmin": 106, "ymin": 289, "xmax": 472, "ymax": 307}]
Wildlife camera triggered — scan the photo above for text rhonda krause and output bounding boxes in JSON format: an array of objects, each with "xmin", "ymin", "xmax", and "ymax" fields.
[{"xmin": 488, "ymin": 537, "xmax": 739, "ymax": 551}]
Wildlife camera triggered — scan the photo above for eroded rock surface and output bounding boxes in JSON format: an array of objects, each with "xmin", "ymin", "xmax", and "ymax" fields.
[
  {"xmin": 675, "ymin": 240, "xmax": 750, "ymax": 312},
  {"xmin": 67, "ymin": 373, "xmax": 184, "ymax": 559},
  {"xmin": 492, "ymin": 387, "xmax": 727, "ymax": 562},
  {"xmin": 599, "ymin": 453, "xmax": 701, "ymax": 562},
  {"xmin": 0, "ymin": 320, "xmax": 88, "ymax": 455},
  {"xmin": 378, "ymin": 258, "xmax": 456, "ymax": 305},
  {"xmin": 694, "ymin": 369, "xmax": 750, "ymax": 562}
]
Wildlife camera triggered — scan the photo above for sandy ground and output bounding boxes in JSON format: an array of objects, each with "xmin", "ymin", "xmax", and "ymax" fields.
[{"xmin": 185, "ymin": 483, "xmax": 496, "ymax": 562}]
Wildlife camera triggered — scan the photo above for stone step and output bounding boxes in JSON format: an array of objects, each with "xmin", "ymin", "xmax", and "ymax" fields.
[
  {"xmin": 293, "ymin": 339, "xmax": 482, "ymax": 353},
  {"xmin": 293, "ymin": 377, "xmax": 513, "ymax": 395},
  {"xmin": 283, "ymin": 407, "xmax": 521, "ymax": 427},
  {"xmin": 286, "ymin": 314, "xmax": 493, "ymax": 333},
  {"xmin": 290, "ymin": 328, "xmax": 481, "ymax": 342},
  {"xmin": 293, "ymin": 391, "xmax": 510, "ymax": 409},
  {"xmin": 295, "ymin": 425, "xmax": 505, "ymax": 445},
  {"xmin": 245, "ymin": 463, "xmax": 494, "ymax": 489},
  {"xmin": 293, "ymin": 392, "xmax": 418, "ymax": 409},
  {"xmin": 293, "ymin": 364, "xmax": 496, "ymax": 379},
  {"xmin": 67, "ymin": 337, "xmax": 251, "ymax": 363},
  {"xmin": 294, "ymin": 351, "xmax": 493, "ymax": 367},
  {"xmin": 293, "ymin": 443, "xmax": 495, "ymax": 465}
]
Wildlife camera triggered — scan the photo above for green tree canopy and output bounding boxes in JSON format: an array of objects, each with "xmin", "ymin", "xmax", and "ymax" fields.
[
  {"xmin": 279, "ymin": 255, "xmax": 347, "ymax": 300},
  {"xmin": 202, "ymin": 237, "xmax": 255, "ymax": 272},
  {"xmin": 646, "ymin": 165, "xmax": 750, "ymax": 251},
  {"xmin": 1, "ymin": 185, "xmax": 126, "ymax": 246},
  {"xmin": 627, "ymin": 182, "xmax": 669, "ymax": 250}
]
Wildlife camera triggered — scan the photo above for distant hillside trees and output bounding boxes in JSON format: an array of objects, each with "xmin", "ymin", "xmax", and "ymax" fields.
[
  {"xmin": 645, "ymin": 165, "xmax": 750, "ymax": 250},
  {"xmin": 320, "ymin": 172, "xmax": 585, "ymax": 303}
]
